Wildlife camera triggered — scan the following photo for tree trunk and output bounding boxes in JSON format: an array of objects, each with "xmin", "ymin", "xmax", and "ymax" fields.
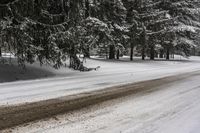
[
  {"xmin": 85, "ymin": 0, "xmax": 90, "ymax": 17},
  {"xmin": 141, "ymin": 23, "xmax": 147, "ymax": 60},
  {"xmin": 166, "ymin": 47, "xmax": 170, "ymax": 60},
  {"xmin": 106, "ymin": 47, "xmax": 109, "ymax": 59},
  {"xmin": 69, "ymin": 54, "xmax": 82, "ymax": 70},
  {"xmin": 84, "ymin": 47, "xmax": 90, "ymax": 58},
  {"xmin": 155, "ymin": 51, "xmax": 158, "ymax": 58},
  {"xmin": 171, "ymin": 49, "xmax": 175, "ymax": 59},
  {"xmin": 116, "ymin": 49, "xmax": 120, "ymax": 60},
  {"xmin": 142, "ymin": 47, "xmax": 145, "ymax": 60},
  {"xmin": 130, "ymin": 43, "xmax": 134, "ymax": 61},
  {"xmin": 109, "ymin": 45, "xmax": 115, "ymax": 59},
  {"xmin": 69, "ymin": 45, "xmax": 80, "ymax": 69},
  {"xmin": 150, "ymin": 46, "xmax": 154, "ymax": 60},
  {"xmin": 60, "ymin": 0, "xmax": 64, "ymax": 13},
  {"xmin": 34, "ymin": 0, "xmax": 41, "ymax": 15},
  {"xmin": 171, "ymin": 54, "xmax": 174, "ymax": 59},
  {"xmin": 0, "ymin": 47, "xmax": 1, "ymax": 57},
  {"xmin": 159, "ymin": 49, "xmax": 164, "ymax": 58}
]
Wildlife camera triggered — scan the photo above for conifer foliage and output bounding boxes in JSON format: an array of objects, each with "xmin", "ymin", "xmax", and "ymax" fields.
[{"xmin": 0, "ymin": 0, "xmax": 199, "ymax": 70}]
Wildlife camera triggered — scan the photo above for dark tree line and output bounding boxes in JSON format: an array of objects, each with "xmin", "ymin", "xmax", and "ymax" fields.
[{"xmin": 0, "ymin": 0, "xmax": 200, "ymax": 70}]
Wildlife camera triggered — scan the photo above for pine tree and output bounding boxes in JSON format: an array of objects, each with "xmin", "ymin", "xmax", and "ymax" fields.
[
  {"xmin": 155, "ymin": 0, "xmax": 200, "ymax": 58},
  {"xmin": 1, "ymin": 0, "xmax": 200, "ymax": 70},
  {"xmin": 85, "ymin": 0, "xmax": 127, "ymax": 59},
  {"xmin": 0, "ymin": 0, "xmax": 87, "ymax": 69},
  {"xmin": 130, "ymin": 0, "xmax": 170, "ymax": 60}
]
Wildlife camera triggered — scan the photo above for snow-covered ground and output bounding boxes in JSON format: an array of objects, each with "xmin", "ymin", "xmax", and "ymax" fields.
[
  {"xmin": 1, "ymin": 55, "xmax": 200, "ymax": 106},
  {"xmin": 4, "ymin": 69, "xmax": 200, "ymax": 133}
]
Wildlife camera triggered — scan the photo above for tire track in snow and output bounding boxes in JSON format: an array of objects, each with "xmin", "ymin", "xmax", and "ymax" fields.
[{"xmin": 0, "ymin": 71, "xmax": 200, "ymax": 130}]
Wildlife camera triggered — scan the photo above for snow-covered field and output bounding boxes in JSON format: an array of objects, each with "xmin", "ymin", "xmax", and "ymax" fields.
[
  {"xmin": 4, "ymin": 69, "xmax": 200, "ymax": 133},
  {"xmin": 1, "ymin": 55, "xmax": 200, "ymax": 106}
]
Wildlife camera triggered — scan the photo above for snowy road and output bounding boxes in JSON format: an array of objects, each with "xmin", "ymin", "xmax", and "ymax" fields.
[
  {"xmin": 5, "ymin": 70, "xmax": 200, "ymax": 133},
  {"xmin": 1, "ymin": 57, "xmax": 200, "ymax": 106}
]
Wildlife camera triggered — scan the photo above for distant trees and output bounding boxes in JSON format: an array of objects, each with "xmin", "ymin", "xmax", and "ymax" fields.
[
  {"xmin": 86, "ymin": 0, "xmax": 127, "ymax": 59},
  {"xmin": 0, "ymin": 0, "xmax": 200, "ymax": 70},
  {"xmin": 155, "ymin": 0, "xmax": 200, "ymax": 58}
]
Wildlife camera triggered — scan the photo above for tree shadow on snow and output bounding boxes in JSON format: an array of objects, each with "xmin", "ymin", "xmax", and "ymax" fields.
[{"xmin": 0, "ymin": 63, "xmax": 55, "ymax": 83}]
